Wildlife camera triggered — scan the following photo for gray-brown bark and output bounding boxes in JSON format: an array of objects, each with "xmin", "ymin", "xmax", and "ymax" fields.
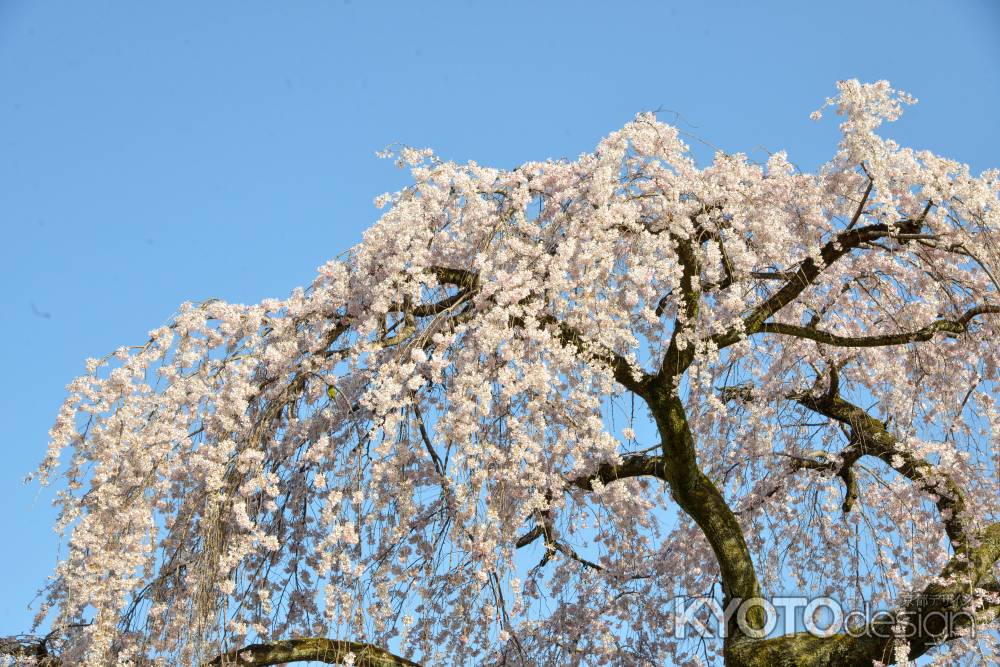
[{"xmin": 0, "ymin": 636, "xmax": 421, "ymax": 667}]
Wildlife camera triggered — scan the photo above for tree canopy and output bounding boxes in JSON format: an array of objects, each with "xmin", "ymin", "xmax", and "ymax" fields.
[{"xmin": 10, "ymin": 80, "xmax": 1000, "ymax": 666}]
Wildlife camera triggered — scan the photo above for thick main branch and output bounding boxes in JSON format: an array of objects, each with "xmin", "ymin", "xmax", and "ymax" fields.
[
  {"xmin": 0, "ymin": 637, "xmax": 421, "ymax": 667},
  {"xmin": 207, "ymin": 638, "xmax": 421, "ymax": 667},
  {"xmin": 647, "ymin": 389, "xmax": 763, "ymax": 636}
]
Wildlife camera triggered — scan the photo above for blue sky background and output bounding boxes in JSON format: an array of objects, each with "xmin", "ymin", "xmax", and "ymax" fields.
[{"xmin": 1, "ymin": 0, "xmax": 999, "ymax": 653}]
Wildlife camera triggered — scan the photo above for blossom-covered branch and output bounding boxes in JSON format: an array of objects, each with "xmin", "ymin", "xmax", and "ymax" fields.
[{"xmin": 758, "ymin": 304, "xmax": 1000, "ymax": 348}]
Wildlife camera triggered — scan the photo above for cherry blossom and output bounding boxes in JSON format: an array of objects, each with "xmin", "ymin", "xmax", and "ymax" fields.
[{"xmin": 7, "ymin": 80, "xmax": 1000, "ymax": 666}]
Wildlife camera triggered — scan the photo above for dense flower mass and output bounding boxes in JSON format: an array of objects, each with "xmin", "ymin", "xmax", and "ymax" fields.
[{"xmin": 20, "ymin": 81, "xmax": 1000, "ymax": 666}]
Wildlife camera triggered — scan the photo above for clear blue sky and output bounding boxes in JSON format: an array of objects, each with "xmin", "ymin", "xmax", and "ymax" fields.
[{"xmin": 1, "ymin": 0, "xmax": 998, "ymax": 645}]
